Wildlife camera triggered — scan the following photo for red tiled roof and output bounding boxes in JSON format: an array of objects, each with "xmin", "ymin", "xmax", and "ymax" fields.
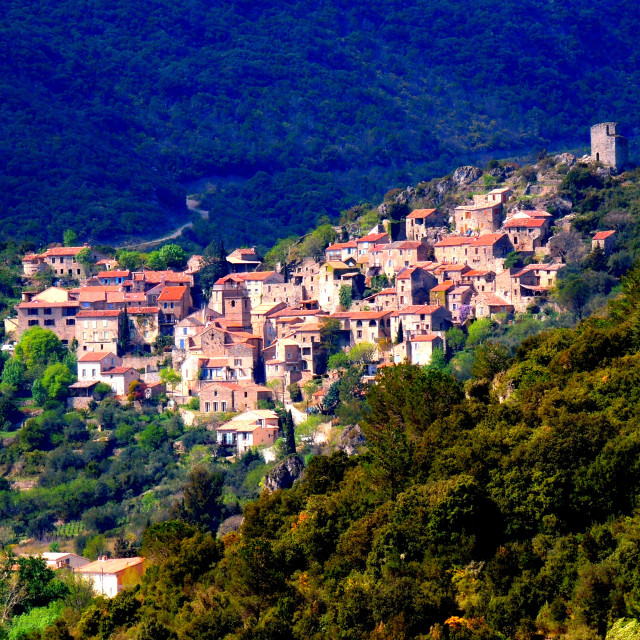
[
  {"xmin": 431, "ymin": 280, "xmax": 454, "ymax": 292},
  {"xmin": 78, "ymin": 290, "xmax": 107, "ymax": 303},
  {"xmin": 126, "ymin": 307, "xmax": 159, "ymax": 314},
  {"xmin": 471, "ymin": 233, "xmax": 507, "ymax": 246},
  {"xmin": 410, "ymin": 334, "xmax": 441, "ymax": 342},
  {"xmin": 342, "ymin": 310, "xmax": 391, "ymax": 320},
  {"xmin": 135, "ymin": 271, "xmax": 191, "ymax": 284},
  {"xmin": 434, "ymin": 237, "xmax": 472, "ymax": 247},
  {"xmin": 78, "ymin": 351, "xmax": 117, "ymax": 362},
  {"xmin": 478, "ymin": 294, "xmax": 514, "ymax": 307},
  {"xmin": 398, "ymin": 304, "xmax": 443, "ymax": 315},
  {"xmin": 357, "ymin": 232, "xmax": 387, "ymax": 243},
  {"xmin": 98, "ymin": 270, "xmax": 130, "ymax": 278},
  {"xmin": 397, "ymin": 241, "xmax": 424, "ymax": 249},
  {"xmin": 158, "ymin": 286, "xmax": 187, "ymax": 302},
  {"xmin": 407, "ymin": 208, "xmax": 437, "ymax": 219},
  {"xmin": 200, "ymin": 357, "xmax": 228, "ymax": 368},
  {"xmin": 463, "ymin": 269, "xmax": 491, "ymax": 276},
  {"xmin": 103, "ymin": 366, "xmax": 135, "ymax": 375},
  {"xmin": 528, "ymin": 210, "xmax": 553, "ymax": 218},
  {"xmin": 440, "ymin": 264, "xmax": 471, "ymax": 272},
  {"xmin": 44, "ymin": 246, "xmax": 86, "ymax": 257},
  {"xmin": 593, "ymin": 230, "xmax": 616, "ymax": 240},
  {"xmin": 503, "ymin": 218, "xmax": 547, "ymax": 228},
  {"xmin": 234, "ymin": 271, "xmax": 278, "ymax": 281},
  {"xmin": 76, "ymin": 309, "xmax": 122, "ymax": 318}
]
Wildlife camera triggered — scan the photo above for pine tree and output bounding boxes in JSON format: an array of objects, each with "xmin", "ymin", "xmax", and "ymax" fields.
[
  {"xmin": 286, "ymin": 410, "xmax": 296, "ymax": 455},
  {"xmin": 395, "ymin": 320, "xmax": 404, "ymax": 344}
]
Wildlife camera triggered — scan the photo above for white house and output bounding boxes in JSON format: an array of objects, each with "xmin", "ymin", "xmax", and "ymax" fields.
[{"xmin": 75, "ymin": 557, "xmax": 145, "ymax": 598}]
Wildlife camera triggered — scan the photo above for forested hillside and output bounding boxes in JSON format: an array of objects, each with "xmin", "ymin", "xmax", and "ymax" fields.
[
  {"xmin": 2, "ymin": 0, "xmax": 640, "ymax": 247},
  {"xmin": 21, "ymin": 267, "xmax": 640, "ymax": 640}
]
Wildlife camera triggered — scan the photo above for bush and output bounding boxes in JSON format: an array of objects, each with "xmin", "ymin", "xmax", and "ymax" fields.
[{"xmin": 288, "ymin": 383, "xmax": 302, "ymax": 402}]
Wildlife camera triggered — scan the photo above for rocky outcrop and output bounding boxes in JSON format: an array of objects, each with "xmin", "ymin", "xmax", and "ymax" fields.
[
  {"xmin": 451, "ymin": 165, "xmax": 483, "ymax": 186},
  {"xmin": 218, "ymin": 515, "xmax": 244, "ymax": 537},
  {"xmin": 263, "ymin": 454, "xmax": 305, "ymax": 492},
  {"xmin": 553, "ymin": 152, "xmax": 577, "ymax": 169},
  {"xmin": 338, "ymin": 424, "xmax": 366, "ymax": 456}
]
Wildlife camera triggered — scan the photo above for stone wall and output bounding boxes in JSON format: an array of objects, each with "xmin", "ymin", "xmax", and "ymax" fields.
[{"xmin": 591, "ymin": 122, "xmax": 629, "ymax": 170}]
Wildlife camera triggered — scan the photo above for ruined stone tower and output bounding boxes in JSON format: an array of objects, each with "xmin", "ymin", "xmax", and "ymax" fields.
[{"xmin": 590, "ymin": 122, "xmax": 628, "ymax": 170}]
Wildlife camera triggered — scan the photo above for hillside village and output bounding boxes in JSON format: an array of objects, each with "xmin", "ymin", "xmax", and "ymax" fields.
[{"xmin": 2, "ymin": 126, "xmax": 629, "ymax": 455}]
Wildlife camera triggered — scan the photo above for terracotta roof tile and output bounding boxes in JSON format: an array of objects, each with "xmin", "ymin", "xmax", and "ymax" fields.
[{"xmin": 407, "ymin": 208, "xmax": 437, "ymax": 219}]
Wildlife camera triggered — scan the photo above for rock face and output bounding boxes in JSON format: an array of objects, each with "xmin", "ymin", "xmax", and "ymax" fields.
[
  {"xmin": 338, "ymin": 424, "xmax": 366, "ymax": 456},
  {"xmin": 451, "ymin": 165, "xmax": 483, "ymax": 186},
  {"xmin": 553, "ymin": 152, "xmax": 577, "ymax": 169},
  {"xmin": 263, "ymin": 454, "xmax": 305, "ymax": 493}
]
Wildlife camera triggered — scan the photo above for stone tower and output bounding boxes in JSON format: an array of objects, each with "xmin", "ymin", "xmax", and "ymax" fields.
[{"xmin": 590, "ymin": 122, "xmax": 629, "ymax": 170}]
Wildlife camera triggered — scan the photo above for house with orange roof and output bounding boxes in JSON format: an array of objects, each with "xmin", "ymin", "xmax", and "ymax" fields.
[
  {"xmin": 406, "ymin": 209, "xmax": 446, "ymax": 242},
  {"xmin": 290, "ymin": 258, "xmax": 322, "ymax": 300},
  {"xmin": 391, "ymin": 305, "xmax": 451, "ymax": 342},
  {"xmin": 592, "ymin": 230, "xmax": 616, "ymax": 254},
  {"xmin": 355, "ymin": 232, "xmax": 389, "ymax": 257},
  {"xmin": 496, "ymin": 264, "xmax": 565, "ymax": 309},
  {"xmin": 73, "ymin": 351, "xmax": 140, "ymax": 396},
  {"xmin": 433, "ymin": 237, "xmax": 473, "ymax": 264},
  {"xmin": 474, "ymin": 293, "xmax": 515, "ymax": 319},
  {"xmin": 76, "ymin": 557, "xmax": 145, "ymax": 598},
  {"xmin": 503, "ymin": 217, "xmax": 551, "ymax": 252},
  {"xmin": 75, "ymin": 309, "xmax": 123, "ymax": 353},
  {"xmin": 460, "ymin": 269, "xmax": 496, "ymax": 293},
  {"xmin": 126, "ymin": 307, "xmax": 160, "ymax": 348},
  {"xmin": 232, "ymin": 271, "xmax": 284, "ymax": 307},
  {"xmin": 365, "ymin": 287, "xmax": 398, "ymax": 311},
  {"xmin": 434, "ymin": 263, "xmax": 472, "ymax": 284},
  {"xmin": 158, "ymin": 285, "xmax": 191, "ymax": 328},
  {"xmin": 485, "ymin": 187, "xmax": 513, "ymax": 205},
  {"xmin": 391, "ymin": 266, "xmax": 438, "ymax": 310},
  {"xmin": 429, "ymin": 281, "xmax": 456, "ymax": 307},
  {"xmin": 22, "ymin": 245, "xmax": 96, "ymax": 279},
  {"xmin": 467, "ymin": 234, "xmax": 513, "ymax": 270},
  {"xmin": 370, "ymin": 240, "xmax": 432, "ymax": 278},
  {"xmin": 98, "ymin": 270, "xmax": 131, "ymax": 286},
  {"xmin": 325, "ymin": 240, "xmax": 358, "ymax": 262},
  {"xmin": 407, "ymin": 334, "xmax": 445, "ymax": 366},
  {"xmin": 330, "ymin": 310, "xmax": 393, "ymax": 346}
]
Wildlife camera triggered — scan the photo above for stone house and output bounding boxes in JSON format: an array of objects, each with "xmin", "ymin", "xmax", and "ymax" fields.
[
  {"xmin": 503, "ymin": 217, "xmax": 551, "ymax": 253},
  {"xmin": 75, "ymin": 351, "xmax": 140, "ymax": 396},
  {"xmin": 316, "ymin": 262, "xmax": 363, "ymax": 312},
  {"xmin": 325, "ymin": 241, "xmax": 358, "ymax": 262},
  {"xmin": 331, "ymin": 310, "xmax": 393, "ymax": 346},
  {"xmin": 199, "ymin": 381, "xmax": 272, "ymax": 414},
  {"xmin": 216, "ymin": 410, "xmax": 279, "ymax": 455},
  {"xmin": 474, "ymin": 293, "xmax": 515, "ymax": 319},
  {"xmin": 22, "ymin": 246, "xmax": 94, "ymax": 279},
  {"xmin": 290, "ymin": 258, "xmax": 322, "ymax": 300},
  {"xmin": 467, "ymin": 234, "xmax": 512, "ymax": 270},
  {"xmin": 233, "ymin": 271, "xmax": 285, "ymax": 308},
  {"xmin": 158, "ymin": 286, "xmax": 191, "ymax": 329},
  {"xmin": 370, "ymin": 241, "xmax": 432, "ymax": 278},
  {"xmin": 259, "ymin": 282, "xmax": 303, "ymax": 308},
  {"xmin": 173, "ymin": 315, "xmax": 205, "ymax": 350},
  {"xmin": 405, "ymin": 209, "xmax": 446, "ymax": 242},
  {"xmin": 97, "ymin": 270, "xmax": 131, "ymax": 286},
  {"xmin": 356, "ymin": 232, "xmax": 389, "ymax": 257},
  {"xmin": 433, "ymin": 237, "xmax": 473, "ymax": 264},
  {"xmin": 250, "ymin": 302, "xmax": 287, "ymax": 348},
  {"xmin": 496, "ymin": 264, "xmax": 565, "ymax": 309},
  {"xmin": 76, "ymin": 309, "xmax": 123, "ymax": 353},
  {"xmin": 447, "ymin": 285, "xmax": 474, "ymax": 323},
  {"xmin": 590, "ymin": 122, "xmax": 628, "ymax": 170},
  {"xmin": 210, "ymin": 276, "xmax": 252, "ymax": 331},
  {"xmin": 14, "ymin": 287, "xmax": 79, "ymax": 345},
  {"xmin": 485, "ymin": 187, "xmax": 513, "ymax": 205},
  {"xmin": 226, "ymin": 248, "xmax": 261, "ymax": 272},
  {"xmin": 434, "ymin": 263, "xmax": 472, "ymax": 284},
  {"xmin": 430, "ymin": 281, "xmax": 455, "ymax": 307},
  {"xmin": 263, "ymin": 339, "xmax": 307, "ymax": 387},
  {"xmin": 592, "ymin": 230, "xmax": 616, "ymax": 254},
  {"xmin": 391, "ymin": 305, "xmax": 451, "ymax": 341},
  {"xmin": 127, "ymin": 307, "xmax": 160, "ymax": 348},
  {"xmin": 407, "ymin": 334, "xmax": 445, "ymax": 366},
  {"xmin": 365, "ymin": 287, "xmax": 398, "ymax": 311},
  {"xmin": 460, "ymin": 269, "xmax": 496, "ymax": 293},
  {"xmin": 453, "ymin": 202, "xmax": 502, "ymax": 234},
  {"xmin": 395, "ymin": 267, "xmax": 438, "ymax": 308}
]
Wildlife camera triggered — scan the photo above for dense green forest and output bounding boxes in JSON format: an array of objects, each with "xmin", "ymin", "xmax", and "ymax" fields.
[{"xmin": 2, "ymin": 0, "xmax": 640, "ymax": 248}]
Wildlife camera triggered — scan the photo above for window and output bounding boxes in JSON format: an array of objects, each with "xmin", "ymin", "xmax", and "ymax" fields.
[
  {"xmin": 66, "ymin": 319, "xmax": 75, "ymax": 326},
  {"xmin": 205, "ymin": 402, "xmax": 210, "ymax": 412},
  {"xmin": 102, "ymin": 320, "xmax": 108, "ymax": 327},
  {"xmin": 92, "ymin": 369, "xmax": 96, "ymax": 377},
  {"xmin": 92, "ymin": 321, "xmax": 97, "ymax": 329},
  {"xmin": 43, "ymin": 308, "xmax": 52, "ymax": 316},
  {"xmin": 28, "ymin": 319, "xmax": 39, "ymax": 326},
  {"xmin": 82, "ymin": 332, "xmax": 87, "ymax": 339},
  {"xmin": 234, "ymin": 358, "xmax": 241, "ymax": 366},
  {"xmin": 44, "ymin": 319, "xmax": 55, "ymax": 326},
  {"xmin": 221, "ymin": 401, "xmax": 227, "ymax": 411},
  {"xmin": 357, "ymin": 330, "xmax": 362, "ymax": 338},
  {"xmin": 27, "ymin": 308, "xmax": 38, "ymax": 316},
  {"xmin": 83, "ymin": 321, "xmax": 89, "ymax": 329},
  {"xmin": 213, "ymin": 402, "xmax": 219, "ymax": 412}
]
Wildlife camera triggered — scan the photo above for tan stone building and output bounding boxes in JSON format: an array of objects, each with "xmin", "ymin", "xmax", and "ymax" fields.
[
  {"xmin": 405, "ymin": 209, "xmax": 446, "ymax": 242},
  {"xmin": 14, "ymin": 287, "xmax": 79, "ymax": 345},
  {"xmin": 503, "ymin": 217, "xmax": 551, "ymax": 253},
  {"xmin": 76, "ymin": 309, "xmax": 123, "ymax": 353},
  {"xmin": 199, "ymin": 381, "xmax": 272, "ymax": 414},
  {"xmin": 453, "ymin": 202, "xmax": 502, "ymax": 234},
  {"xmin": 592, "ymin": 230, "xmax": 616, "ymax": 254}
]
